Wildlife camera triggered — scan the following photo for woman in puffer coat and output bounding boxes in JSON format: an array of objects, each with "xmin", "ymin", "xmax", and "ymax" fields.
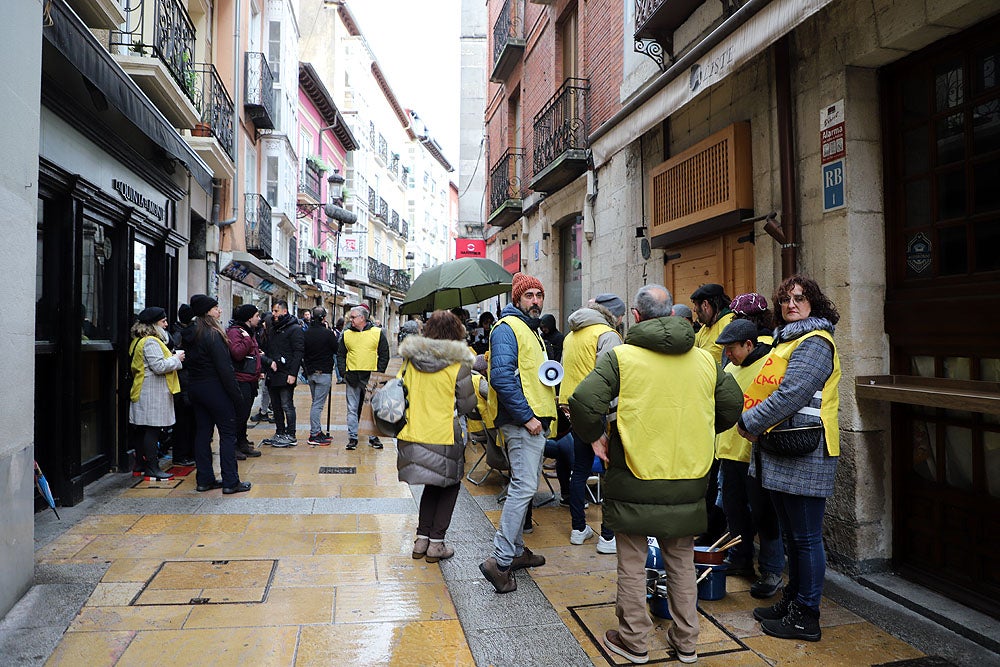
[{"xmin": 396, "ymin": 310, "xmax": 477, "ymax": 563}]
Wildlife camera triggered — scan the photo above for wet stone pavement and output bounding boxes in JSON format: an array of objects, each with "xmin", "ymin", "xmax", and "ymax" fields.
[{"xmin": 1, "ymin": 358, "xmax": 987, "ymax": 666}]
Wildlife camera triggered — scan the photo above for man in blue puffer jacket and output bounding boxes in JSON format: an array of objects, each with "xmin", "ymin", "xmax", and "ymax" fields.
[{"xmin": 479, "ymin": 273, "xmax": 557, "ymax": 594}]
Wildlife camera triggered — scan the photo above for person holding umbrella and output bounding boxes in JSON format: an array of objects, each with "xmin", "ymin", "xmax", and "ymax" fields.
[{"xmin": 128, "ymin": 306, "xmax": 184, "ymax": 480}]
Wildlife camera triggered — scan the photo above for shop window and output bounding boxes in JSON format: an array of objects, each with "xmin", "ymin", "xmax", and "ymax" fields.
[
  {"xmin": 82, "ymin": 221, "xmax": 112, "ymax": 340},
  {"xmin": 133, "ymin": 241, "xmax": 148, "ymax": 315}
]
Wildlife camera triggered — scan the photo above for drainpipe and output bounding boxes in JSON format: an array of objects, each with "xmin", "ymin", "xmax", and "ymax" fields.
[
  {"xmin": 232, "ymin": 0, "xmax": 242, "ymax": 221},
  {"xmin": 774, "ymin": 35, "xmax": 798, "ymax": 278}
]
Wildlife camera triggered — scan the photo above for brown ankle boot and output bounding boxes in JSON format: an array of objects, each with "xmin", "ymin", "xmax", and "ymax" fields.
[
  {"xmin": 412, "ymin": 536, "xmax": 429, "ymax": 559},
  {"xmin": 424, "ymin": 541, "xmax": 454, "ymax": 563}
]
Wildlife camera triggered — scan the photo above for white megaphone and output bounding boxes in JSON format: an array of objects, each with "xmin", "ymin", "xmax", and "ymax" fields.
[{"xmin": 538, "ymin": 360, "xmax": 564, "ymax": 387}]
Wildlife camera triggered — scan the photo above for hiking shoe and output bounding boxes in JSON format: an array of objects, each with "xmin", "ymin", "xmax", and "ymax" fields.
[
  {"xmin": 753, "ymin": 586, "xmax": 796, "ymax": 622},
  {"xmin": 666, "ymin": 632, "xmax": 698, "ymax": 663},
  {"xmin": 271, "ymin": 434, "xmax": 296, "ymax": 448},
  {"xmin": 603, "ymin": 630, "xmax": 648, "ymax": 664},
  {"xmin": 238, "ymin": 441, "xmax": 261, "ymax": 458},
  {"xmin": 570, "ymin": 525, "xmax": 596, "ymax": 545},
  {"xmin": 760, "ymin": 600, "xmax": 821, "ymax": 642},
  {"xmin": 510, "ymin": 547, "xmax": 545, "ymax": 570},
  {"xmin": 596, "ymin": 536, "xmax": 617, "ymax": 554},
  {"xmin": 369, "ymin": 435, "xmax": 384, "ymax": 449},
  {"xmin": 750, "ymin": 571, "xmax": 783, "ymax": 599},
  {"xmin": 479, "ymin": 557, "xmax": 516, "ymax": 594},
  {"xmin": 346, "ymin": 438, "xmax": 358, "ymax": 450}
]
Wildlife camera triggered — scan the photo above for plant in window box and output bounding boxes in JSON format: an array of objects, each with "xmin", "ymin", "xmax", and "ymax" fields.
[{"xmin": 306, "ymin": 155, "xmax": 330, "ymax": 173}]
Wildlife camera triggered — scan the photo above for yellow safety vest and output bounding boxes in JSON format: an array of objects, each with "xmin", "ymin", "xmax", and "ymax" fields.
[
  {"xmin": 343, "ymin": 327, "xmax": 382, "ymax": 371},
  {"xmin": 744, "ymin": 329, "xmax": 841, "ymax": 456},
  {"xmin": 715, "ymin": 353, "xmax": 771, "ymax": 462},
  {"xmin": 614, "ymin": 344, "xmax": 718, "ymax": 480},
  {"xmin": 129, "ymin": 335, "xmax": 180, "ymax": 402},
  {"xmin": 559, "ymin": 323, "xmax": 618, "ymax": 403},
  {"xmin": 694, "ymin": 311, "xmax": 735, "ymax": 364},
  {"xmin": 488, "ymin": 315, "xmax": 557, "ymax": 426},
  {"xmin": 396, "ymin": 362, "xmax": 461, "ymax": 445},
  {"xmin": 469, "ymin": 370, "xmax": 496, "ymax": 431}
]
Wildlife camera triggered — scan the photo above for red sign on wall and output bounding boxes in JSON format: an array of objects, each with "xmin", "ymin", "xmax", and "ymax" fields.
[
  {"xmin": 502, "ymin": 243, "xmax": 521, "ymax": 274},
  {"xmin": 455, "ymin": 238, "xmax": 486, "ymax": 258}
]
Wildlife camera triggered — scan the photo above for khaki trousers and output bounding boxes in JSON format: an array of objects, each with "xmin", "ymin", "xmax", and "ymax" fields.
[{"xmin": 615, "ymin": 532, "xmax": 699, "ymax": 653}]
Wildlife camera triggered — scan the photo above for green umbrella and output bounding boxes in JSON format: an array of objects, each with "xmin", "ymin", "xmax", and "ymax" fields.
[{"xmin": 400, "ymin": 258, "xmax": 513, "ymax": 315}]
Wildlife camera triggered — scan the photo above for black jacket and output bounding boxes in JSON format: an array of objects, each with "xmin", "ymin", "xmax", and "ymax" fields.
[
  {"xmin": 179, "ymin": 322, "xmax": 242, "ymax": 407},
  {"xmin": 303, "ymin": 321, "xmax": 338, "ymax": 374},
  {"xmin": 265, "ymin": 313, "xmax": 305, "ymax": 387}
]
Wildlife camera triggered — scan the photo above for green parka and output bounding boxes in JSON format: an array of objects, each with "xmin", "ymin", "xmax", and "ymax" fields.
[{"xmin": 567, "ymin": 316, "xmax": 742, "ymax": 537}]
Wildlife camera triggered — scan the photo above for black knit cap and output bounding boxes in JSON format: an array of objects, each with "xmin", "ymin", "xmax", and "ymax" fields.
[
  {"xmin": 177, "ymin": 304, "xmax": 194, "ymax": 325},
  {"xmin": 233, "ymin": 303, "xmax": 259, "ymax": 322},
  {"xmin": 137, "ymin": 306, "xmax": 166, "ymax": 324},
  {"xmin": 189, "ymin": 294, "xmax": 218, "ymax": 317}
]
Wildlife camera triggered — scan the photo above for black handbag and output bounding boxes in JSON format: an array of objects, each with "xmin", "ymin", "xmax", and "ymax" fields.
[{"xmin": 758, "ymin": 423, "xmax": 823, "ymax": 456}]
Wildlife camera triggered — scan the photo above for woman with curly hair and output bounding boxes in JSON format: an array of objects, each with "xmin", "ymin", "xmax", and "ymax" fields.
[
  {"xmin": 129, "ymin": 307, "xmax": 185, "ymax": 480},
  {"xmin": 737, "ymin": 274, "xmax": 841, "ymax": 642},
  {"xmin": 395, "ymin": 311, "xmax": 477, "ymax": 563}
]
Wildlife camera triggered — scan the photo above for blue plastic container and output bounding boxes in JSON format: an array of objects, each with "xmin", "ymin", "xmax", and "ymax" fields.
[
  {"xmin": 645, "ymin": 538, "xmax": 663, "ymax": 570},
  {"xmin": 696, "ymin": 563, "xmax": 727, "ymax": 601},
  {"xmin": 648, "ymin": 593, "xmax": 672, "ymax": 619}
]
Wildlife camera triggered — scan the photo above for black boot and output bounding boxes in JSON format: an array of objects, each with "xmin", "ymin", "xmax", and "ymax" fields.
[
  {"xmin": 760, "ymin": 599, "xmax": 821, "ymax": 642},
  {"xmin": 753, "ymin": 586, "xmax": 796, "ymax": 622},
  {"xmin": 141, "ymin": 429, "xmax": 174, "ymax": 480},
  {"xmin": 238, "ymin": 440, "xmax": 262, "ymax": 458}
]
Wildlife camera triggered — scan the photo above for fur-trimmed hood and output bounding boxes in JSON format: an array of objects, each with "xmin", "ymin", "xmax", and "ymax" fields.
[
  {"xmin": 398, "ymin": 335, "xmax": 474, "ymax": 373},
  {"xmin": 568, "ymin": 304, "xmax": 617, "ymax": 331}
]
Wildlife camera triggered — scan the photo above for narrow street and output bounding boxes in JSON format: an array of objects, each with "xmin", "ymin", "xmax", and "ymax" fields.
[{"xmin": 4, "ymin": 362, "xmax": 994, "ymax": 665}]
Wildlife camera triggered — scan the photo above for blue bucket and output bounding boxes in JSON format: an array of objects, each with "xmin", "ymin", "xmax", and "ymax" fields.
[
  {"xmin": 648, "ymin": 593, "xmax": 672, "ymax": 619},
  {"xmin": 696, "ymin": 563, "xmax": 727, "ymax": 601}
]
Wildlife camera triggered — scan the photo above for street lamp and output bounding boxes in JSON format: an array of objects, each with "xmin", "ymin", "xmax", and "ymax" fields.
[{"xmin": 324, "ymin": 170, "xmax": 356, "ymax": 317}]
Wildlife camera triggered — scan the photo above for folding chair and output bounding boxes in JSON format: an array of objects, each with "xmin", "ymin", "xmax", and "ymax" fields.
[
  {"xmin": 466, "ymin": 427, "xmax": 510, "ymax": 486},
  {"xmin": 586, "ymin": 455, "xmax": 605, "ymax": 505}
]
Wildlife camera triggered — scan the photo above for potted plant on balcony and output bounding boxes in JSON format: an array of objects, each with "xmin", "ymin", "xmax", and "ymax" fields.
[{"xmin": 306, "ymin": 155, "xmax": 330, "ymax": 173}]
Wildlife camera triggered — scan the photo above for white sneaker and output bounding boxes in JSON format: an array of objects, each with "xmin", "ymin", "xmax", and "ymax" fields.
[
  {"xmin": 596, "ymin": 536, "xmax": 617, "ymax": 554},
  {"xmin": 570, "ymin": 525, "xmax": 596, "ymax": 545}
]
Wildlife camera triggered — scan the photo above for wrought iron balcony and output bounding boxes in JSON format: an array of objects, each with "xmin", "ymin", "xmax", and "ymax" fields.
[
  {"xmin": 368, "ymin": 186, "xmax": 378, "ymax": 217},
  {"xmin": 244, "ymin": 52, "xmax": 275, "ymax": 130},
  {"xmin": 301, "ymin": 160, "xmax": 323, "ymax": 202},
  {"xmin": 377, "ymin": 197, "xmax": 389, "ymax": 222},
  {"xmin": 390, "ymin": 210, "xmax": 401, "ymax": 234},
  {"xmin": 191, "ymin": 63, "xmax": 235, "ymax": 160},
  {"xmin": 634, "ymin": 0, "xmax": 702, "ymax": 41},
  {"xmin": 245, "ymin": 193, "xmax": 273, "ymax": 259},
  {"xmin": 288, "ymin": 240, "xmax": 298, "ymax": 274},
  {"xmin": 368, "ymin": 257, "xmax": 392, "ymax": 288},
  {"xmin": 491, "ymin": 0, "xmax": 525, "ymax": 83},
  {"xmin": 378, "ymin": 135, "xmax": 388, "ymax": 164},
  {"xmin": 488, "ymin": 148, "xmax": 524, "ymax": 229},
  {"xmin": 530, "ymin": 78, "xmax": 591, "ymax": 193},
  {"xmin": 400, "ymin": 219, "xmax": 409, "ymax": 241},
  {"xmin": 110, "ymin": 0, "xmax": 196, "ymax": 101},
  {"xmin": 391, "ymin": 269, "xmax": 411, "ymax": 293}
]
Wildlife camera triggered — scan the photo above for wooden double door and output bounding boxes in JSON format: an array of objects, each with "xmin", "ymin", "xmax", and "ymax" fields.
[{"xmin": 662, "ymin": 225, "xmax": 755, "ymax": 309}]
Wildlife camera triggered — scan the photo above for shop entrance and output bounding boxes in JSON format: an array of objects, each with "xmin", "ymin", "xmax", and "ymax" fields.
[
  {"xmin": 661, "ymin": 225, "xmax": 755, "ymax": 308},
  {"xmin": 881, "ymin": 20, "xmax": 1000, "ymax": 617}
]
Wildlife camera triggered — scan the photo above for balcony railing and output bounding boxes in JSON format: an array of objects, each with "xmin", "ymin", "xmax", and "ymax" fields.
[
  {"xmin": 301, "ymin": 160, "xmax": 323, "ymax": 201},
  {"xmin": 368, "ymin": 186, "xmax": 378, "ymax": 216},
  {"xmin": 368, "ymin": 257, "xmax": 392, "ymax": 288},
  {"xmin": 391, "ymin": 269, "xmax": 411, "ymax": 293},
  {"xmin": 491, "ymin": 0, "xmax": 525, "ymax": 82},
  {"xmin": 377, "ymin": 197, "xmax": 389, "ymax": 222},
  {"xmin": 489, "ymin": 148, "xmax": 525, "ymax": 216},
  {"xmin": 244, "ymin": 52, "xmax": 275, "ymax": 129},
  {"xmin": 109, "ymin": 0, "xmax": 197, "ymax": 104},
  {"xmin": 400, "ymin": 219, "xmax": 409, "ymax": 240},
  {"xmin": 634, "ymin": 0, "xmax": 702, "ymax": 40},
  {"xmin": 390, "ymin": 210, "xmax": 401, "ymax": 234},
  {"xmin": 288, "ymin": 239, "xmax": 298, "ymax": 274},
  {"xmin": 192, "ymin": 63, "xmax": 235, "ymax": 160},
  {"xmin": 531, "ymin": 78, "xmax": 591, "ymax": 191},
  {"xmin": 368, "ymin": 122, "xmax": 376, "ymax": 147},
  {"xmin": 245, "ymin": 193, "xmax": 273, "ymax": 259},
  {"xmin": 378, "ymin": 135, "xmax": 388, "ymax": 164}
]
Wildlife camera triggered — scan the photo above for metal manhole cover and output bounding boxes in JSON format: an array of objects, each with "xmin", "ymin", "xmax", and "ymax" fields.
[
  {"xmin": 131, "ymin": 559, "xmax": 277, "ymax": 606},
  {"xmin": 318, "ymin": 466, "xmax": 356, "ymax": 474}
]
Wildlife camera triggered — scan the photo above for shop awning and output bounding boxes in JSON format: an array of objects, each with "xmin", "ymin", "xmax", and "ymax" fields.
[
  {"xmin": 224, "ymin": 252, "xmax": 302, "ymax": 295},
  {"xmin": 44, "ymin": 0, "xmax": 213, "ymax": 194},
  {"xmin": 590, "ymin": 0, "xmax": 834, "ymax": 167}
]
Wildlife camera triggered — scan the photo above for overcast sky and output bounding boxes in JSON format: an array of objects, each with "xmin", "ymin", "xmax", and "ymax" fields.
[{"xmin": 347, "ymin": 0, "xmax": 462, "ymax": 169}]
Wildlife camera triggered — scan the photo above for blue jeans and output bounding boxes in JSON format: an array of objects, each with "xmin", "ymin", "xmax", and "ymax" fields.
[
  {"xmin": 268, "ymin": 385, "xmax": 296, "ymax": 436},
  {"xmin": 543, "ymin": 432, "xmax": 574, "ymax": 496},
  {"xmin": 569, "ymin": 430, "xmax": 613, "ymax": 539},
  {"xmin": 345, "ymin": 381, "xmax": 365, "ymax": 440},
  {"xmin": 334, "ymin": 356, "xmax": 344, "ymax": 383},
  {"xmin": 719, "ymin": 459, "xmax": 784, "ymax": 574},
  {"xmin": 307, "ymin": 372, "xmax": 332, "ymax": 434},
  {"xmin": 771, "ymin": 491, "xmax": 827, "ymax": 610},
  {"xmin": 493, "ymin": 424, "xmax": 545, "ymax": 567}
]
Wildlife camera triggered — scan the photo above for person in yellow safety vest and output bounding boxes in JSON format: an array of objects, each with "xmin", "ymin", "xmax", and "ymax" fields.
[
  {"xmin": 736, "ymin": 275, "xmax": 841, "ymax": 643},
  {"xmin": 690, "ymin": 282, "xmax": 735, "ymax": 549},
  {"xmin": 336, "ymin": 304, "xmax": 389, "ymax": 451},
  {"xmin": 479, "ymin": 273, "xmax": 556, "ymax": 595},
  {"xmin": 713, "ymin": 318, "xmax": 786, "ymax": 600},
  {"xmin": 568, "ymin": 284, "xmax": 743, "ymax": 665}
]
